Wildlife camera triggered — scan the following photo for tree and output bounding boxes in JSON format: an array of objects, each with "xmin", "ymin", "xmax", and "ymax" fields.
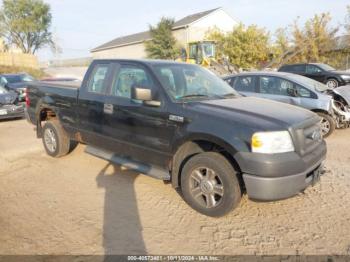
[
  {"xmin": 145, "ymin": 17, "xmax": 179, "ymax": 59},
  {"xmin": 207, "ymin": 23, "xmax": 270, "ymax": 69},
  {"xmin": 345, "ymin": 5, "xmax": 350, "ymax": 34},
  {"xmin": 289, "ymin": 13, "xmax": 338, "ymax": 63},
  {"xmin": 0, "ymin": 0, "xmax": 54, "ymax": 54}
]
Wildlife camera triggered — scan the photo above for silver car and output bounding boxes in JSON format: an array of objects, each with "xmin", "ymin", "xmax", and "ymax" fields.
[{"xmin": 224, "ymin": 72, "xmax": 350, "ymax": 137}]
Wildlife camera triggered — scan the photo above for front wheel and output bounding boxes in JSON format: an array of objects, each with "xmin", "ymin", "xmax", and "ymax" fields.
[
  {"xmin": 317, "ymin": 112, "xmax": 335, "ymax": 138},
  {"xmin": 181, "ymin": 152, "xmax": 242, "ymax": 217},
  {"xmin": 326, "ymin": 78, "xmax": 338, "ymax": 89}
]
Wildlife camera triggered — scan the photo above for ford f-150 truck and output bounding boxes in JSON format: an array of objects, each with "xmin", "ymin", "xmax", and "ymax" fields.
[{"xmin": 26, "ymin": 59, "xmax": 327, "ymax": 217}]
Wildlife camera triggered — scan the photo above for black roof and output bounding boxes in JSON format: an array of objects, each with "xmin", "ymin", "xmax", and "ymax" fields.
[{"xmin": 91, "ymin": 8, "xmax": 221, "ymax": 52}]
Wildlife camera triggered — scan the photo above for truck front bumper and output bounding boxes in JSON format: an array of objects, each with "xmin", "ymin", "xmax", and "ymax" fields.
[{"xmin": 235, "ymin": 141, "xmax": 327, "ymax": 201}]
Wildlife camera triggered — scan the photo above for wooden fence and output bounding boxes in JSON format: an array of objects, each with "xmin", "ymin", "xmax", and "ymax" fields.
[{"xmin": 0, "ymin": 52, "xmax": 39, "ymax": 68}]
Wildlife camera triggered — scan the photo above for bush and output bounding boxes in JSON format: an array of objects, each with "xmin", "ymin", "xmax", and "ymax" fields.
[{"xmin": 0, "ymin": 65, "xmax": 46, "ymax": 79}]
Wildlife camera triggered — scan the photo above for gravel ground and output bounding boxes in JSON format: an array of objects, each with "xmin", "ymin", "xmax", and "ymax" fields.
[{"xmin": 0, "ymin": 119, "xmax": 349, "ymax": 255}]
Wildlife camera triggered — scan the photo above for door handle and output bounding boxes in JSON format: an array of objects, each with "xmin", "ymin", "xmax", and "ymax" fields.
[{"xmin": 103, "ymin": 103, "xmax": 114, "ymax": 114}]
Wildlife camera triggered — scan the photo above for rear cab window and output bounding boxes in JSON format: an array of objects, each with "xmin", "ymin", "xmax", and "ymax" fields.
[{"xmin": 86, "ymin": 64, "xmax": 110, "ymax": 94}]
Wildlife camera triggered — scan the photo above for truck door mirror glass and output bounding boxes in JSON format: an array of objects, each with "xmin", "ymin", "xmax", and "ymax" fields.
[{"xmin": 131, "ymin": 86, "xmax": 161, "ymax": 107}]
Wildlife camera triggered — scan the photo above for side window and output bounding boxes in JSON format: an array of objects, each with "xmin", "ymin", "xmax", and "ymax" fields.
[
  {"xmin": 260, "ymin": 76, "xmax": 293, "ymax": 96},
  {"xmin": 296, "ymin": 85, "xmax": 312, "ymax": 98},
  {"xmin": 234, "ymin": 76, "xmax": 256, "ymax": 92},
  {"xmin": 87, "ymin": 64, "xmax": 109, "ymax": 94},
  {"xmin": 290, "ymin": 65, "xmax": 305, "ymax": 73},
  {"xmin": 306, "ymin": 65, "xmax": 322, "ymax": 74},
  {"xmin": 225, "ymin": 77, "xmax": 235, "ymax": 87},
  {"xmin": 111, "ymin": 65, "xmax": 153, "ymax": 98}
]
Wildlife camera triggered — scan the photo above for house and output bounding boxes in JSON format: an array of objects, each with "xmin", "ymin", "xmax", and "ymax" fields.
[{"xmin": 91, "ymin": 7, "xmax": 238, "ymax": 59}]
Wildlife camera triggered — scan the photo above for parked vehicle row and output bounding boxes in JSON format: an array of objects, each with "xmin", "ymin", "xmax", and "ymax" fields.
[
  {"xmin": 278, "ymin": 63, "xmax": 350, "ymax": 89},
  {"xmin": 25, "ymin": 59, "xmax": 326, "ymax": 217},
  {"xmin": 224, "ymin": 72, "xmax": 350, "ymax": 137}
]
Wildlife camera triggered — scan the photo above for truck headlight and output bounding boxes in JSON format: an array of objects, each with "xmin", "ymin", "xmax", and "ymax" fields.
[
  {"xmin": 341, "ymin": 75, "xmax": 350, "ymax": 80},
  {"xmin": 251, "ymin": 131, "xmax": 295, "ymax": 154}
]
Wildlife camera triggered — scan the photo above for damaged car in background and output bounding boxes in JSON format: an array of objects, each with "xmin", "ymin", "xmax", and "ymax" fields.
[
  {"xmin": 0, "ymin": 73, "xmax": 36, "ymax": 102},
  {"xmin": 0, "ymin": 85, "xmax": 24, "ymax": 120},
  {"xmin": 224, "ymin": 72, "xmax": 350, "ymax": 137}
]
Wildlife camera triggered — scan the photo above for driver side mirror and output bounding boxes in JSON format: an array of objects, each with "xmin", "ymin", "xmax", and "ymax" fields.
[
  {"xmin": 287, "ymin": 87, "xmax": 298, "ymax": 97},
  {"xmin": 131, "ymin": 86, "xmax": 161, "ymax": 107}
]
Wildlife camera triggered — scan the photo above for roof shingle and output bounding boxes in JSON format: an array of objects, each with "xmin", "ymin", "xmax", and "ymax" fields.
[{"xmin": 91, "ymin": 8, "xmax": 221, "ymax": 52}]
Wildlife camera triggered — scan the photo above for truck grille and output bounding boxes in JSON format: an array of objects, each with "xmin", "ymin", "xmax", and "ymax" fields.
[{"xmin": 291, "ymin": 116, "xmax": 323, "ymax": 156}]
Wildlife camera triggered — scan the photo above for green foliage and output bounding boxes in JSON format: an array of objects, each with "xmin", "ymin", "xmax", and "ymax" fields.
[
  {"xmin": 207, "ymin": 23, "xmax": 270, "ymax": 69},
  {"xmin": 0, "ymin": 0, "xmax": 54, "ymax": 54},
  {"xmin": 145, "ymin": 17, "xmax": 180, "ymax": 60},
  {"xmin": 290, "ymin": 13, "xmax": 338, "ymax": 63},
  {"xmin": 0, "ymin": 65, "xmax": 46, "ymax": 79}
]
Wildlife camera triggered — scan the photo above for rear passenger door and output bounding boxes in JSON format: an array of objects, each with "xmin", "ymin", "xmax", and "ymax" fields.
[
  {"xmin": 77, "ymin": 62, "xmax": 113, "ymax": 145},
  {"xmin": 258, "ymin": 76, "xmax": 300, "ymax": 106}
]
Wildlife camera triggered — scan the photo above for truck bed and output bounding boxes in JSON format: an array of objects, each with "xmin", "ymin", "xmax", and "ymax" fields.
[{"xmin": 26, "ymin": 81, "xmax": 79, "ymax": 126}]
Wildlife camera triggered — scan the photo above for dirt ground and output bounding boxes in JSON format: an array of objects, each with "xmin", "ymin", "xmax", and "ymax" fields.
[{"xmin": 0, "ymin": 119, "xmax": 349, "ymax": 255}]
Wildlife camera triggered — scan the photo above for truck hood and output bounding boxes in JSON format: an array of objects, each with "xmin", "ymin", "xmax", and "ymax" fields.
[
  {"xmin": 190, "ymin": 97, "xmax": 316, "ymax": 130},
  {"xmin": 0, "ymin": 91, "xmax": 17, "ymax": 105}
]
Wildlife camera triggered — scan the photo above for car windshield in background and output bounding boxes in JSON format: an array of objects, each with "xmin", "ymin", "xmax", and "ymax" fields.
[
  {"xmin": 4, "ymin": 74, "xmax": 35, "ymax": 83},
  {"xmin": 317, "ymin": 64, "xmax": 335, "ymax": 71},
  {"xmin": 153, "ymin": 64, "xmax": 238, "ymax": 101},
  {"xmin": 288, "ymin": 74, "xmax": 328, "ymax": 92}
]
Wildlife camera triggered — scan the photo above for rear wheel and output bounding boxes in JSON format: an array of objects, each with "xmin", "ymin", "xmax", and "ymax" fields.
[
  {"xmin": 326, "ymin": 78, "xmax": 338, "ymax": 89},
  {"xmin": 181, "ymin": 152, "xmax": 241, "ymax": 217},
  {"xmin": 42, "ymin": 119, "xmax": 71, "ymax": 157},
  {"xmin": 317, "ymin": 112, "xmax": 335, "ymax": 138}
]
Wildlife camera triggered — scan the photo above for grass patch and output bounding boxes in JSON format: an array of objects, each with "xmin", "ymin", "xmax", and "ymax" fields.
[{"xmin": 0, "ymin": 65, "xmax": 47, "ymax": 79}]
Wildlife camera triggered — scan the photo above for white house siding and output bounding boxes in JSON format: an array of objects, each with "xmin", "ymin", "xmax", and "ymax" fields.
[
  {"xmin": 92, "ymin": 42, "xmax": 146, "ymax": 59},
  {"xmin": 172, "ymin": 28, "xmax": 187, "ymax": 46},
  {"xmin": 91, "ymin": 9, "xmax": 238, "ymax": 59},
  {"xmin": 187, "ymin": 9, "xmax": 238, "ymax": 43}
]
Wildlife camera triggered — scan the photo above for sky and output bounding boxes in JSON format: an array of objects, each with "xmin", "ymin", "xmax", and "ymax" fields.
[{"xmin": 37, "ymin": 0, "xmax": 350, "ymax": 61}]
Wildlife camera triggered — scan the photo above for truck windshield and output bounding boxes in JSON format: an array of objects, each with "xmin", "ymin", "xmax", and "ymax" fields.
[{"xmin": 153, "ymin": 64, "xmax": 238, "ymax": 101}]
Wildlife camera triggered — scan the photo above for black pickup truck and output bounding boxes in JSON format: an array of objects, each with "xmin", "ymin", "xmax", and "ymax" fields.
[{"xmin": 26, "ymin": 59, "xmax": 327, "ymax": 217}]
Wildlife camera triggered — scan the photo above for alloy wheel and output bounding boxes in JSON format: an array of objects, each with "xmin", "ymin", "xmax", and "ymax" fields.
[
  {"xmin": 44, "ymin": 128, "xmax": 57, "ymax": 153},
  {"xmin": 189, "ymin": 167, "xmax": 224, "ymax": 208}
]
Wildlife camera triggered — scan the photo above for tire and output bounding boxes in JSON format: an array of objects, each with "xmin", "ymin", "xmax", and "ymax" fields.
[
  {"xmin": 326, "ymin": 78, "xmax": 338, "ymax": 89},
  {"xmin": 317, "ymin": 112, "xmax": 335, "ymax": 138},
  {"xmin": 42, "ymin": 119, "xmax": 71, "ymax": 157},
  {"xmin": 180, "ymin": 152, "xmax": 241, "ymax": 217}
]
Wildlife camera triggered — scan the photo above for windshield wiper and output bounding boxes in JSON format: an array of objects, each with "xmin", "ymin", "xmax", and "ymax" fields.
[
  {"xmin": 222, "ymin": 93, "xmax": 237, "ymax": 98},
  {"xmin": 178, "ymin": 94, "xmax": 210, "ymax": 99}
]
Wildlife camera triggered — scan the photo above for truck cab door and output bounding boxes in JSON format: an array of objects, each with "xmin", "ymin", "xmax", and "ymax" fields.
[
  {"xmin": 101, "ymin": 62, "xmax": 174, "ymax": 169},
  {"xmin": 77, "ymin": 62, "xmax": 113, "ymax": 145}
]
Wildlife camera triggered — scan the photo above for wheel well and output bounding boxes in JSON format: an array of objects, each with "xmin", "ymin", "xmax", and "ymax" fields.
[
  {"xmin": 37, "ymin": 108, "xmax": 57, "ymax": 137},
  {"xmin": 310, "ymin": 109, "xmax": 330, "ymax": 115},
  {"xmin": 171, "ymin": 140, "xmax": 243, "ymax": 189}
]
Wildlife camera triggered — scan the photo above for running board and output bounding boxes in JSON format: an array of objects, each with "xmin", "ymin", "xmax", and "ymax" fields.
[{"xmin": 85, "ymin": 146, "xmax": 170, "ymax": 181}]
